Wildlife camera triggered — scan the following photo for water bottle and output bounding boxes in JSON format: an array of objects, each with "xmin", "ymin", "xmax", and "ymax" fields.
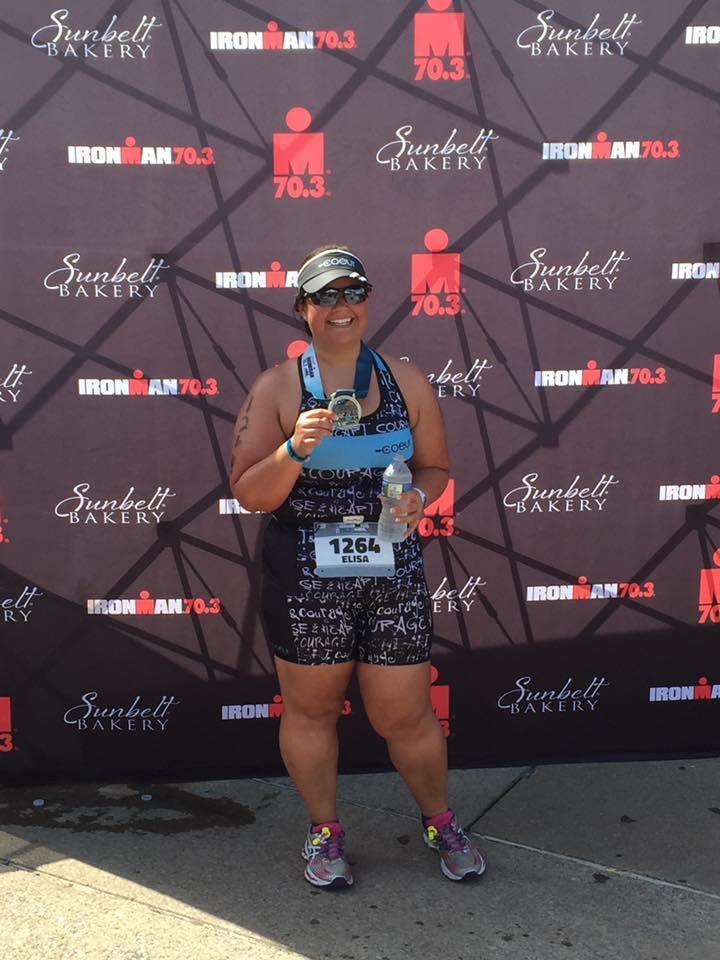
[{"xmin": 377, "ymin": 455, "xmax": 413, "ymax": 543}]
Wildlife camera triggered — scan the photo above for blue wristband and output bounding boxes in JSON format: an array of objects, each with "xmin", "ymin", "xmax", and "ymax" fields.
[{"xmin": 285, "ymin": 438, "xmax": 309, "ymax": 463}]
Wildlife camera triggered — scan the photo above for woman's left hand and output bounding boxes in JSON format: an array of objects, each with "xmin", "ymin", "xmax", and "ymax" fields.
[{"xmin": 382, "ymin": 489, "xmax": 426, "ymax": 539}]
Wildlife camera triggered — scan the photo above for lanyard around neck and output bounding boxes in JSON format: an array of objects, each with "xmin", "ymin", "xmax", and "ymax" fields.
[{"xmin": 301, "ymin": 342, "xmax": 373, "ymax": 401}]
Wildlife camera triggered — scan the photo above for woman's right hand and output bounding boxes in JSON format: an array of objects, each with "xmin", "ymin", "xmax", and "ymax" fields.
[{"xmin": 290, "ymin": 408, "xmax": 336, "ymax": 458}]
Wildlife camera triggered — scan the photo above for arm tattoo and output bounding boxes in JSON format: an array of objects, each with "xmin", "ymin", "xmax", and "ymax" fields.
[{"xmin": 233, "ymin": 394, "xmax": 254, "ymax": 449}]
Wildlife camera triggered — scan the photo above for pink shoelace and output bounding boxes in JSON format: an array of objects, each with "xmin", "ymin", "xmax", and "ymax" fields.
[
  {"xmin": 426, "ymin": 811, "xmax": 469, "ymax": 852},
  {"xmin": 436, "ymin": 820, "xmax": 469, "ymax": 853},
  {"xmin": 311, "ymin": 824, "xmax": 345, "ymax": 860}
]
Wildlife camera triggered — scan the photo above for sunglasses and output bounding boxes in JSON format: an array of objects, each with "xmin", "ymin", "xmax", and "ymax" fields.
[{"xmin": 305, "ymin": 285, "xmax": 371, "ymax": 307}]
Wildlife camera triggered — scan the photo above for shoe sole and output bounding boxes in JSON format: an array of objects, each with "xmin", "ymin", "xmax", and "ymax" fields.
[
  {"xmin": 425, "ymin": 835, "xmax": 487, "ymax": 882},
  {"xmin": 303, "ymin": 865, "xmax": 353, "ymax": 889},
  {"xmin": 302, "ymin": 851, "xmax": 353, "ymax": 888},
  {"xmin": 440, "ymin": 857, "xmax": 486, "ymax": 882}
]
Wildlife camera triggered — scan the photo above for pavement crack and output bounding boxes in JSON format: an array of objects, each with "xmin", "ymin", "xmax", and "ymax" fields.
[
  {"xmin": 475, "ymin": 834, "xmax": 720, "ymax": 901},
  {"xmin": 466, "ymin": 766, "xmax": 536, "ymax": 829}
]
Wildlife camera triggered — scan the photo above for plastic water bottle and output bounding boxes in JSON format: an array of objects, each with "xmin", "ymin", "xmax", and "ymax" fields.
[{"xmin": 377, "ymin": 455, "xmax": 413, "ymax": 543}]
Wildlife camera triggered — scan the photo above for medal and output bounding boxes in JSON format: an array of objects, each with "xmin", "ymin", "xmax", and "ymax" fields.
[
  {"xmin": 328, "ymin": 390, "xmax": 362, "ymax": 430},
  {"xmin": 301, "ymin": 343, "xmax": 374, "ymax": 432}
]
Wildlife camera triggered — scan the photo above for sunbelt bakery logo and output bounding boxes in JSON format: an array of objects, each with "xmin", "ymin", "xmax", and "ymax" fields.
[
  {"xmin": 497, "ymin": 676, "xmax": 610, "ymax": 715},
  {"xmin": 431, "ymin": 575, "xmax": 486, "ymax": 613},
  {"xmin": 0, "ymin": 129, "xmax": 20, "ymax": 171},
  {"xmin": 2, "ymin": 585, "xmax": 44, "ymax": 624},
  {"xmin": 210, "ymin": 21, "xmax": 356, "ymax": 51},
  {"xmin": 516, "ymin": 10, "xmax": 640, "ymax": 56},
  {"xmin": 510, "ymin": 248, "xmax": 629, "ymax": 292},
  {"xmin": 31, "ymin": 9, "xmax": 162, "ymax": 59},
  {"xmin": 402, "ymin": 350, "xmax": 492, "ymax": 399},
  {"xmin": 375, "ymin": 125, "xmax": 497, "ymax": 173},
  {"xmin": 0, "ymin": 364, "xmax": 32, "ymax": 403},
  {"xmin": 55, "ymin": 484, "xmax": 176, "ymax": 525},
  {"xmin": 44, "ymin": 254, "xmax": 169, "ymax": 299},
  {"xmin": 427, "ymin": 359, "xmax": 492, "ymax": 398},
  {"xmin": 503, "ymin": 472, "xmax": 619, "ymax": 515},
  {"xmin": 63, "ymin": 692, "xmax": 179, "ymax": 732}
]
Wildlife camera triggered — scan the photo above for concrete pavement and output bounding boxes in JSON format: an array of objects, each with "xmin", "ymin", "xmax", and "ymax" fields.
[{"xmin": 1, "ymin": 757, "xmax": 719, "ymax": 959}]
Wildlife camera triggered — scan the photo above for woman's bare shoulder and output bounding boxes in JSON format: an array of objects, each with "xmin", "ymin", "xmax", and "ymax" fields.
[
  {"xmin": 378, "ymin": 353, "xmax": 431, "ymax": 394},
  {"xmin": 245, "ymin": 357, "xmax": 298, "ymax": 400}
]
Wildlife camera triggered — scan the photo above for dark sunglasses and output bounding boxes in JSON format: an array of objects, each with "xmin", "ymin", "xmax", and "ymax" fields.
[{"xmin": 305, "ymin": 285, "xmax": 371, "ymax": 307}]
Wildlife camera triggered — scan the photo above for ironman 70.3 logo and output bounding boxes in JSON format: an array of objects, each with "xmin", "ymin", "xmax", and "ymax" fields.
[
  {"xmin": 419, "ymin": 479, "xmax": 456, "ymax": 538},
  {"xmin": 0, "ymin": 697, "xmax": 14, "ymax": 752},
  {"xmin": 273, "ymin": 108, "xmax": 330, "ymax": 199},
  {"xmin": 411, "ymin": 229, "xmax": 463, "ymax": 319},
  {"xmin": 413, "ymin": 0, "xmax": 468, "ymax": 81},
  {"xmin": 0, "ymin": 492, "xmax": 9, "ymax": 545}
]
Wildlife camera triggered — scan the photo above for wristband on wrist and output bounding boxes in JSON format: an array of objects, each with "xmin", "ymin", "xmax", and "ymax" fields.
[
  {"xmin": 285, "ymin": 438, "xmax": 309, "ymax": 463},
  {"xmin": 412, "ymin": 486, "xmax": 428, "ymax": 507}
]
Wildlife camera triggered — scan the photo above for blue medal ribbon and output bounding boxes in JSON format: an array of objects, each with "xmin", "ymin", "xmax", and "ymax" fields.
[{"xmin": 301, "ymin": 342, "xmax": 373, "ymax": 401}]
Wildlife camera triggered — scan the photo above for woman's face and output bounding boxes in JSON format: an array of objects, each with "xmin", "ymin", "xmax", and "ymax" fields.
[{"xmin": 300, "ymin": 276, "xmax": 370, "ymax": 345}]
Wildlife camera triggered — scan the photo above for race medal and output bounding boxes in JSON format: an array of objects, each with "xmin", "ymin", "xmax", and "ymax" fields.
[
  {"xmin": 328, "ymin": 390, "xmax": 362, "ymax": 431},
  {"xmin": 301, "ymin": 342, "xmax": 374, "ymax": 432}
]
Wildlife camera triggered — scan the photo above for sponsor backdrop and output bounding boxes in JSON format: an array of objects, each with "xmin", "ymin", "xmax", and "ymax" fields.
[{"xmin": 1, "ymin": 0, "xmax": 719, "ymax": 782}]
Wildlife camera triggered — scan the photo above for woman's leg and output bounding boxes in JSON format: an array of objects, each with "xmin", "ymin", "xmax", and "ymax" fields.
[
  {"xmin": 275, "ymin": 657, "xmax": 355, "ymax": 824},
  {"xmin": 357, "ymin": 661, "xmax": 448, "ymax": 816}
]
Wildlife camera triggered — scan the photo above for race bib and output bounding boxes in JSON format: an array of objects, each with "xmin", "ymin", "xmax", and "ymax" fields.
[{"xmin": 313, "ymin": 522, "xmax": 395, "ymax": 578}]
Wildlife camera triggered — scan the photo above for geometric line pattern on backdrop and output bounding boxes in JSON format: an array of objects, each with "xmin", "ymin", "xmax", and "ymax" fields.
[{"xmin": 1, "ymin": 0, "xmax": 718, "ymax": 689}]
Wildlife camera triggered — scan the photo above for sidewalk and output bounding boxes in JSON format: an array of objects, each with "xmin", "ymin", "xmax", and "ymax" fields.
[{"xmin": 1, "ymin": 757, "xmax": 719, "ymax": 960}]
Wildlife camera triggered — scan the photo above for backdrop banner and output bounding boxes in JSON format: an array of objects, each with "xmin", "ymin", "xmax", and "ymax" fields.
[{"xmin": 2, "ymin": 0, "xmax": 720, "ymax": 782}]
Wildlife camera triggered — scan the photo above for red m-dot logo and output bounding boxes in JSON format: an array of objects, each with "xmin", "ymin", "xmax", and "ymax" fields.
[
  {"xmin": 273, "ymin": 108, "xmax": 330, "ymax": 199},
  {"xmin": 699, "ymin": 549, "xmax": 720, "ymax": 623},
  {"xmin": 418, "ymin": 479, "xmax": 456, "ymax": 538},
  {"xmin": 712, "ymin": 355, "xmax": 720, "ymax": 413},
  {"xmin": 411, "ymin": 230, "xmax": 462, "ymax": 318},
  {"xmin": 0, "ymin": 697, "xmax": 14, "ymax": 752},
  {"xmin": 430, "ymin": 665, "xmax": 451, "ymax": 736},
  {"xmin": 413, "ymin": 0, "xmax": 467, "ymax": 81}
]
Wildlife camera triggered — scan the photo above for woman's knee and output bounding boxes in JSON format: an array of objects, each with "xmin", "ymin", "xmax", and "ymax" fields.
[
  {"xmin": 365, "ymin": 701, "xmax": 434, "ymax": 741},
  {"xmin": 282, "ymin": 694, "xmax": 345, "ymax": 726}
]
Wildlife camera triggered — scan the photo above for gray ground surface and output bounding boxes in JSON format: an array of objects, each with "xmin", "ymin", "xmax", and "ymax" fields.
[{"xmin": 1, "ymin": 758, "xmax": 719, "ymax": 959}]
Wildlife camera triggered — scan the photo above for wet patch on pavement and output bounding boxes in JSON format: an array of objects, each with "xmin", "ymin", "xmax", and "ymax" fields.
[{"xmin": 0, "ymin": 782, "xmax": 256, "ymax": 834}]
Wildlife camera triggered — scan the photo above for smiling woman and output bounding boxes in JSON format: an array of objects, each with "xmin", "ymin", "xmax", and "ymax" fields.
[{"xmin": 228, "ymin": 243, "xmax": 485, "ymax": 890}]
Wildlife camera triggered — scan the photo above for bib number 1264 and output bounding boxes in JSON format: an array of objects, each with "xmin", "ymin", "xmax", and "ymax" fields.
[
  {"xmin": 328, "ymin": 536, "xmax": 381, "ymax": 555},
  {"xmin": 313, "ymin": 522, "xmax": 395, "ymax": 577}
]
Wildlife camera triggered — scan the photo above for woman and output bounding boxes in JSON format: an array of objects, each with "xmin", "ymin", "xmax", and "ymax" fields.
[{"xmin": 230, "ymin": 245, "xmax": 485, "ymax": 888}]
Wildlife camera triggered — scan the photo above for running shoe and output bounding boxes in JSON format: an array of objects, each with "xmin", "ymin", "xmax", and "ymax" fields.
[
  {"xmin": 302, "ymin": 820, "xmax": 353, "ymax": 889},
  {"xmin": 423, "ymin": 809, "xmax": 486, "ymax": 881}
]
